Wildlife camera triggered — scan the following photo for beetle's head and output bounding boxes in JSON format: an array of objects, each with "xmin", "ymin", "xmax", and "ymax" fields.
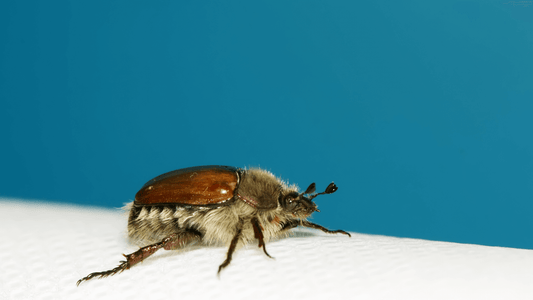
[{"xmin": 280, "ymin": 182, "xmax": 338, "ymax": 218}]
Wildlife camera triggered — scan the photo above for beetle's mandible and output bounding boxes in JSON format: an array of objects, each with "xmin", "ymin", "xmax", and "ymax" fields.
[{"xmin": 77, "ymin": 165, "xmax": 350, "ymax": 285}]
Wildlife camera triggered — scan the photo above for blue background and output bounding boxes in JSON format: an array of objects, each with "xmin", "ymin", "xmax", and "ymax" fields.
[{"xmin": 1, "ymin": 1, "xmax": 532, "ymax": 249}]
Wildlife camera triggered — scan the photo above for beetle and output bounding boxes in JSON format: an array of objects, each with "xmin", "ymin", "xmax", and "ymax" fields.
[{"xmin": 76, "ymin": 165, "xmax": 350, "ymax": 285}]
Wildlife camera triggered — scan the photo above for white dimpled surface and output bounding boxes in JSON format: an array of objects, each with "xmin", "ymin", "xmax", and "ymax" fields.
[{"xmin": 0, "ymin": 199, "xmax": 532, "ymax": 300}]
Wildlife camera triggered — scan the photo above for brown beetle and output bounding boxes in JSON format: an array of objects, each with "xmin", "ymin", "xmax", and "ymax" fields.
[{"xmin": 77, "ymin": 165, "xmax": 350, "ymax": 285}]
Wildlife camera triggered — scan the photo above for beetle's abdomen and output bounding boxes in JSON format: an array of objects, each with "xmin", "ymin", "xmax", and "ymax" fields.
[
  {"xmin": 135, "ymin": 165, "xmax": 240, "ymax": 206},
  {"xmin": 127, "ymin": 204, "xmax": 212, "ymax": 242}
]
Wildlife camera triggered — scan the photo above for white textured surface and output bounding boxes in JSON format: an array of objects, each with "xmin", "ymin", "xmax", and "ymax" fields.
[{"xmin": 1, "ymin": 199, "xmax": 532, "ymax": 300}]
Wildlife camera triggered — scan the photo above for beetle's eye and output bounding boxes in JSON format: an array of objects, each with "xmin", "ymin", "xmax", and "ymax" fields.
[{"xmin": 282, "ymin": 193, "xmax": 299, "ymax": 211}]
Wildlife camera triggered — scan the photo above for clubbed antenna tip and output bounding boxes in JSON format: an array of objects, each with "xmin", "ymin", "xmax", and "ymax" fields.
[{"xmin": 308, "ymin": 182, "xmax": 338, "ymax": 200}]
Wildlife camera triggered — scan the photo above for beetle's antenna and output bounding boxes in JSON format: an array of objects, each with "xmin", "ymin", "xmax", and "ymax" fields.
[
  {"xmin": 303, "ymin": 183, "xmax": 316, "ymax": 195},
  {"xmin": 308, "ymin": 182, "xmax": 338, "ymax": 200}
]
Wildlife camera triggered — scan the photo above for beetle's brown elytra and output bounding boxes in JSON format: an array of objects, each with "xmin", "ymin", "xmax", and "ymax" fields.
[
  {"xmin": 135, "ymin": 166, "xmax": 239, "ymax": 206},
  {"xmin": 76, "ymin": 165, "xmax": 350, "ymax": 286}
]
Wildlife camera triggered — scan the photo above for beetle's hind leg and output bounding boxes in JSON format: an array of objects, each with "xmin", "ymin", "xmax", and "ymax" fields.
[{"xmin": 76, "ymin": 230, "xmax": 202, "ymax": 286}]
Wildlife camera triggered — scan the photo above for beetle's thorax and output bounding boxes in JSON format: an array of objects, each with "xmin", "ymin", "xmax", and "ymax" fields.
[{"xmin": 235, "ymin": 168, "xmax": 298, "ymax": 210}]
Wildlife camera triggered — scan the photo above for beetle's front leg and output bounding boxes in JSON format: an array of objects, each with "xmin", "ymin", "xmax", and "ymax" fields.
[
  {"xmin": 301, "ymin": 221, "xmax": 351, "ymax": 237},
  {"xmin": 280, "ymin": 220, "xmax": 351, "ymax": 237}
]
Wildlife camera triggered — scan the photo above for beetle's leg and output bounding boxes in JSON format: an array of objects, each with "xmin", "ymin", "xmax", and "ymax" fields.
[
  {"xmin": 251, "ymin": 217, "xmax": 273, "ymax": 258},
  {"xmin": 218, "ymin": 220, "xmax": 243, "ymax": 274},
  {"xmin": 280, "ymin": 220, "xmax": 351, "ymax": 237},
  {"xmin": 76, "ymin": 230, "xmax": 201, "ymax": 286},
  {"xmin": 301, "ymin": 221, "xmax": 351, "ymax": 237}
]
